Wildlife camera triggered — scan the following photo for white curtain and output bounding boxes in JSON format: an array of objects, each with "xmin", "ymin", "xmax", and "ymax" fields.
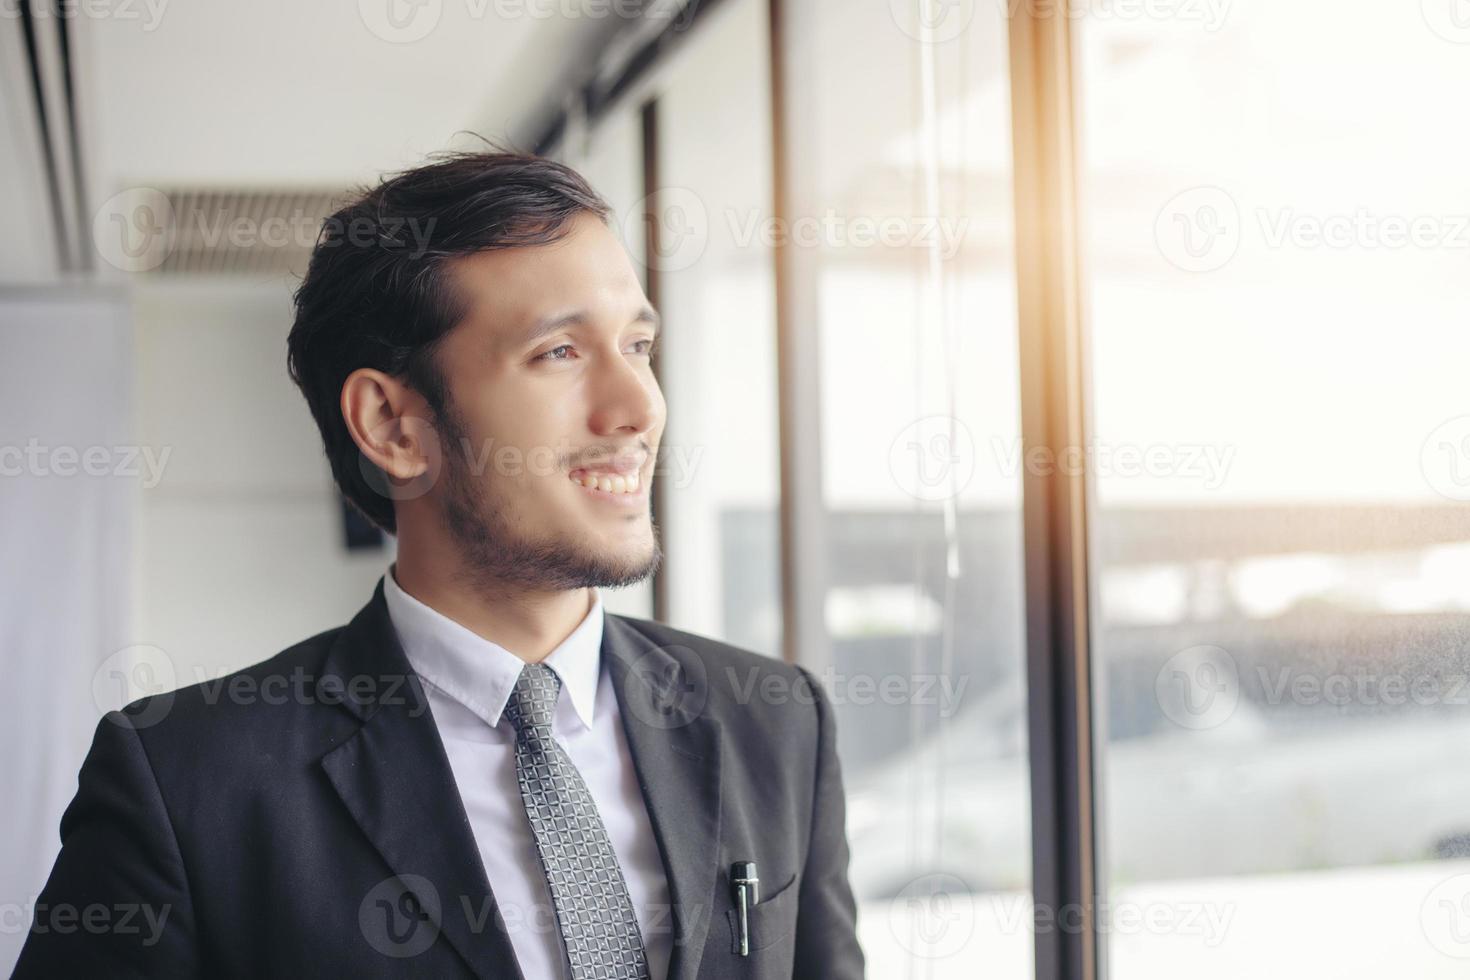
[{"xmin": 0, "ymin": 289, "xmax": 133, "ymax": 972}]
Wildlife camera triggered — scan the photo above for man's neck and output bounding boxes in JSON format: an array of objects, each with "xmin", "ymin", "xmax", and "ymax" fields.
[{"xmin": 389, "ymin": 552, "xmax": 594, "ymax": 665}]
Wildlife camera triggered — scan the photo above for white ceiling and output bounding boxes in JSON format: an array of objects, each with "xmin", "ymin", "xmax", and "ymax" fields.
[{"xmin": 2, "ymin": 0, "xmax": 625, "ymax": 281}]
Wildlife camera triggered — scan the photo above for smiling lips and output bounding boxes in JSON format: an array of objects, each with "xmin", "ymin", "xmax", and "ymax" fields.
[{"xmin": 568, "ymin": 467, "xmax": 643, "ymax": 495}]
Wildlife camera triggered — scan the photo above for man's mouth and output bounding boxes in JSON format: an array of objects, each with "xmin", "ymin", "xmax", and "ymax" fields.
[{"xmin": 568, "ymin": 467, "xmax": 644, "ymax": 496}]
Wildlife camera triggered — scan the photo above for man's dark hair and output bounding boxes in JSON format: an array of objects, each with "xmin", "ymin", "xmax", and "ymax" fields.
[{"xmin": 287, "ymin": 149, "xmax": 612, "ymax": 534}]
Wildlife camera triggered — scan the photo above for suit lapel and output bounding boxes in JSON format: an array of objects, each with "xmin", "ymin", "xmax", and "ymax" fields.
[
  {"xmin": 603, "ymin": 614, "xmax": 724, "ymax": 980},
  {"xmin": 319, "ymin": 581, "xmax": 524, "ymax": 980},
  {"xmin": 315, "ymin": 582, "xmax": 726, "ymax": 980}
]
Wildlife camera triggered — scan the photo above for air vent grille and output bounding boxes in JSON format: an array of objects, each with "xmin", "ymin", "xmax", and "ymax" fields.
[{"xmin": 142, "ymin": 187, "xmax": 346, "ymax": 276}]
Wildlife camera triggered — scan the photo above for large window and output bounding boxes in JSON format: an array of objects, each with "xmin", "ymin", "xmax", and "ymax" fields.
[
  {"xmin": 1079, "ymin": 3, "xmax": 1470, "ymax": 977},
  {"xmin": 556, "ymin": 1, "xmax": 1469, "ymax": 975}
]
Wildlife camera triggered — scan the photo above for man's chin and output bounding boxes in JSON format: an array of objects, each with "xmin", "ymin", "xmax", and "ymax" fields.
[
  {"xmin": 581, "ymin": 539, "xmax": 662, "ymax": 589},
  {"xmin": 439, "ymin": 482, "xmax": 662, "ymax": 590}
]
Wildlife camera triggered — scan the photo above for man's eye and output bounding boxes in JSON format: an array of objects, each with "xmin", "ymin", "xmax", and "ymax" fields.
[
  {"xmin": 631, "ymin": 339, "xmax": 656, "ymax": 356},
  {"xmin": 537, "ymin": 344, "xmax": 574, "ymax": 361}
]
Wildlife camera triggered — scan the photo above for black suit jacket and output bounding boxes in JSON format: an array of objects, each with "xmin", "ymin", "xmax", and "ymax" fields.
[{"xmin": 14, "ymin": 580, "xmax": 865, "ymax": 979}]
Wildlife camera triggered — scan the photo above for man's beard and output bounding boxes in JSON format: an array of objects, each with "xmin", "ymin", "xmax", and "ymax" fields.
[{"xmin": 434, "ymin": 405, "xmax": 662, "ymax": 594}]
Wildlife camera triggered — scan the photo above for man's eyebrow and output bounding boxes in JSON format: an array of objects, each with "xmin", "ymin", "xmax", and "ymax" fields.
[
  {"xmin": 634, "ymin": 307, "xmax": 662, "ymax": 336},
  {"xmin": 520, "ymin": 306, "xmax": 661, "ymax": 345}
]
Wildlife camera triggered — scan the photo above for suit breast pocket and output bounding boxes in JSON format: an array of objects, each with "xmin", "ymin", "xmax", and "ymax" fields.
[{"xmin": 726, "ymin": 871, "xmax": 799, "ymax": 954}]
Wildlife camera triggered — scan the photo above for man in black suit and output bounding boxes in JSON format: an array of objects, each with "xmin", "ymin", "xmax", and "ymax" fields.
[{"xmin": 14, "ymin": 152, "xmax": 865, "ymax": 979}]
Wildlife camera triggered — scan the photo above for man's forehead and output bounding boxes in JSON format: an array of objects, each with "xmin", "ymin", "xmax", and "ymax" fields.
[
  {"xmin": 445, "ymin": 246, "xmax": 650, "ymax": 345},
  {"xmin": 446, "ymin": 264, "xmax": 649, "ymax": 348}
]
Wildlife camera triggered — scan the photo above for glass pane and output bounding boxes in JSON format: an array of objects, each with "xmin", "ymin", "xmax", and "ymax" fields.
[
  {"xmin": 1079, "ymin": 4, "xmax": 1470, "ymax": 976},
  {"xmin": 788, "ymin": 0, "xmax": 1033, "ymax": 973},
  {"xmin": 650, "ymin": 0, "xmax": 783, "ymax": 655}
]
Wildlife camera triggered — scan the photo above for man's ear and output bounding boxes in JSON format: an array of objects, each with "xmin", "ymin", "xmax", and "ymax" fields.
[{"xmin": 340, "ymin": 367, "xmax": 440, "ymax": 484}]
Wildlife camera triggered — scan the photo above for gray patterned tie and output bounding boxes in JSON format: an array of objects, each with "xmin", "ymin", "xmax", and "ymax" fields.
[{"xmin": 503, "ymin": 662, "xmax": 651, "ymax": 980}]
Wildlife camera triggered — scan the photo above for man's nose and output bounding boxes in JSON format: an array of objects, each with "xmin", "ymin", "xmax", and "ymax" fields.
[{"xmin": 588, "ymin": 351, "xmax": 663, "ymax": 436}]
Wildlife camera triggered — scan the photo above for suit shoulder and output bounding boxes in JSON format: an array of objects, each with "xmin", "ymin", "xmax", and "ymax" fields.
[{"xmin": 116, "ymin": 622, "xmax": 350, "ymax": 741}]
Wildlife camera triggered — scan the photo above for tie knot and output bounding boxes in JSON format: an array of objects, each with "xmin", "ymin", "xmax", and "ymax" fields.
[{"xmin": 505, "ymin": 662, "xmax": 561, "ymax": 737}]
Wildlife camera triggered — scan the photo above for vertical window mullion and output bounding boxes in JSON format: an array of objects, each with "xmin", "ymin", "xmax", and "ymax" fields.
[
  {"xmin": 767, "ymin": 0, "xmax": 830, "ymax": 671},
  {"xmin": 1008, "ymin": 3, "xmax": 1102, "ymax": 979}
]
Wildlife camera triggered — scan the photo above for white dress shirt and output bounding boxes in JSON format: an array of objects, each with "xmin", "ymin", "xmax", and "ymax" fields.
[{"xmin": 382, "ymin": 567, "xmax": 673, "ymax": 980}]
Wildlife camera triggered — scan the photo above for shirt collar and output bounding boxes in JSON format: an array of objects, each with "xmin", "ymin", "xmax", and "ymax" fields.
[{"xmin": 381, "ymin": 566, "xmax": 605, "ymax": 734}]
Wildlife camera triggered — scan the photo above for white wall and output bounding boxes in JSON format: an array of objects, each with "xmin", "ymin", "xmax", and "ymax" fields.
[
  {"xmin": 131, "ymin": 279, "xmax": 390, "ymax": 683},
  {"xmin": 0, "ymin": 288, "xmax": 134, "ymax": 971}
]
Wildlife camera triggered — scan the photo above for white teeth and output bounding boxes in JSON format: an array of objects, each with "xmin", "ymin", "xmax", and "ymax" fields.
[{"xmin": 570, "ymin": 470, "xmax": 642, "ymax": 494}]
